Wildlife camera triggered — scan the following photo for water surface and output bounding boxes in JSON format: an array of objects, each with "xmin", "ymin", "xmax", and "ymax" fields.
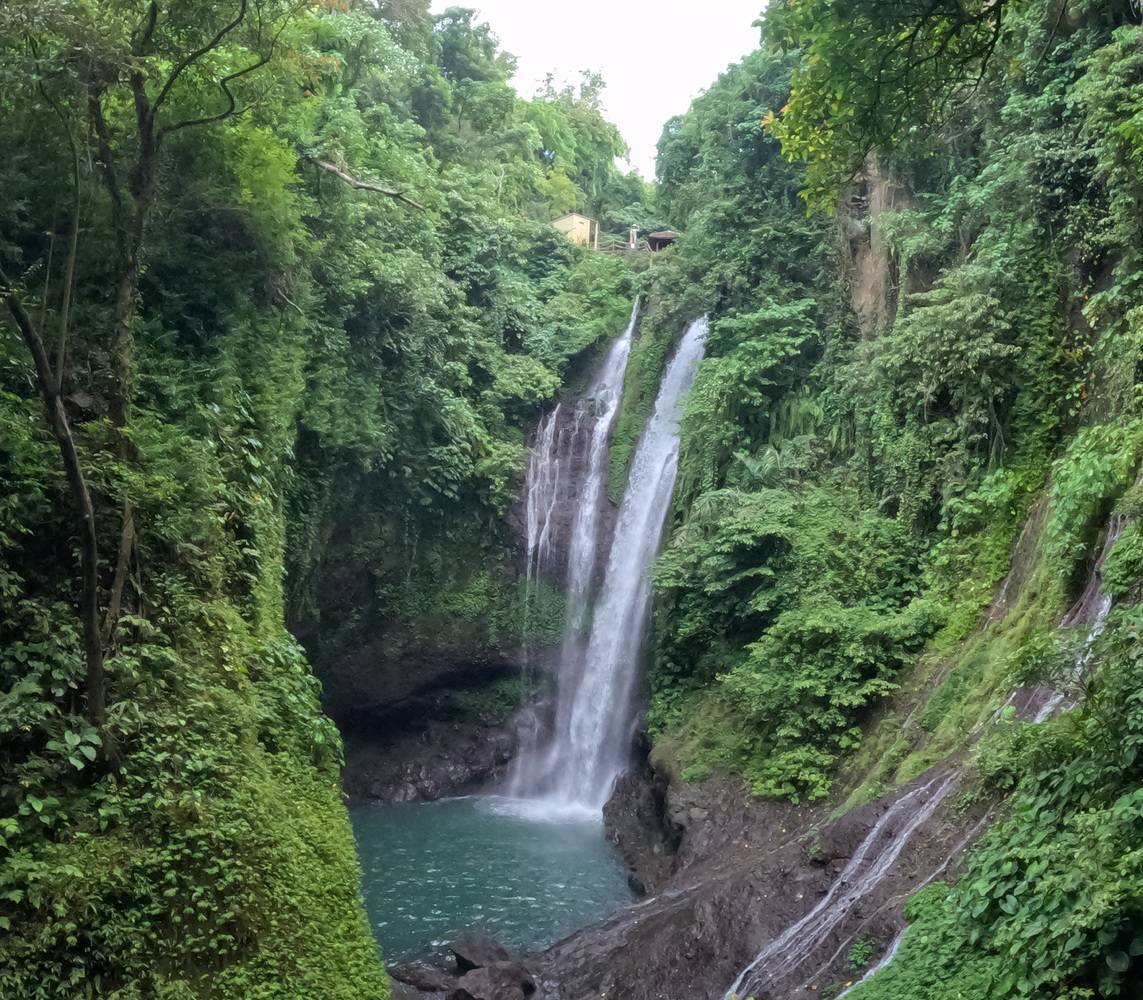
[{"xmin": 352, "ymin": 796, "xmax": 633, "ymax": 963}]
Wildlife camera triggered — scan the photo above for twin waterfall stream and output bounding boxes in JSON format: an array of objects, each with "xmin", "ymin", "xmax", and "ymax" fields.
[
  {"xmin": 352, "ymin": 308, "xmax": 709, "ymax": 964},
  {"xmin": 509, "ymin": 310, "xmax": 708, "ymax": 815}
]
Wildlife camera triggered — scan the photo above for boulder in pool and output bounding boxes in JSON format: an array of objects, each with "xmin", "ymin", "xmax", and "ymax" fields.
[
  {"xmin": 389, "ymin": 961, "xmax": 457, "ymax": 993},
  {"xmin": 452, "ymin": 931, "xmax": 512, "ymax": 973},
  {"xmin": 447, "ymin": 961, "xmax": 535, "ymax": 1000}
]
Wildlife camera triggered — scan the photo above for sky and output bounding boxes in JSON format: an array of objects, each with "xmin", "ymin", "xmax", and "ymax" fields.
[{"xmin": 431, "ymin": 1, "xmax": 766, "ymax": 178}]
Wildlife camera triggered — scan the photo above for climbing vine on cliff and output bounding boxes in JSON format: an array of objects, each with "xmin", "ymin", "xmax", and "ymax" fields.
[
  {"xmin": 650, "ymin": 2, "xmax": 1143, "ymax": 995},
  {"xmin": 0, "ymin": 0, "xmax": 639, "ymax": 994}
]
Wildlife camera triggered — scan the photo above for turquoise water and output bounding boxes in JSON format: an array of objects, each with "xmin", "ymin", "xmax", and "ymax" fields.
[{"xmin": 351, "ymin": 797, "xmax": 634, "ymax": 963}]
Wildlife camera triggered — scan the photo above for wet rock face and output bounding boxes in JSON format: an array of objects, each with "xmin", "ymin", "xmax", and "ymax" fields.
[
  {"xmin": 342, "ymin": 719, "xmax": 516, "ymax": 805},
  {"xmin": 543, "ymin": 764, "xmax": 988, "ymax": 1000},
  {"xmin": 297, "ymin": 550, "xmax": 530, "ymax": 805},
  {"xmin": 602, "ymin": 753, "xmax": 682, "ymax": 893},
  {"xmin": 319, "ymin": 632, "xmax": 521, "ymax": 728},
  {"xmin": 331, "ymin": 632, "xmax": 529, "ymax": 804},
  {"xmin": 288, "ymin": 474, "xmax": 532, "ymax": 731}
]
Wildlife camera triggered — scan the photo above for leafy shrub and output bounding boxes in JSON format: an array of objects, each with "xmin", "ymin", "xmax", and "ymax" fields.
[
  {"xmin": 1046, "ymin": 419, "xmax": 1143, "ymax": 580},
  {"xmin": 849, "ymin": 937, "xmax": 875, "ymax": 970},
  {"xmin": 652, "ymin": 484, "xmax": 935, "ymax": 800}
]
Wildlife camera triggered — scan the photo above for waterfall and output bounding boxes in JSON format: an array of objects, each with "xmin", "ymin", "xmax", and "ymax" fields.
[
  {"xmin": 508, "ymin": 302, "xmax": 638, "ymax": 802},
  {"xmin": 508, "ymin": 316, "xmax": 707, "ymax": 817},
  {"xmin": 516, "ymin": 302, "xmax": 639, "ymax": 702},
  {"xmin": 724, "ymin": 772, "xmax": 959, "ymax": 1000}
]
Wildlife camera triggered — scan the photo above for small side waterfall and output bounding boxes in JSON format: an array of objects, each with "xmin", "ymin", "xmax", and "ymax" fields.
[
  {"xmin": 1030, "ymin": 513, "xmax": 1126, "ymax": 722},
  {"xmin": 988, "ymin": 508, "xmax": 1127, "ymax": 725},
  {"xmin": 510, "ymin": 316, "xmax": 708, "ymax": 816},
  {"xmin": 724, "ymin": 772, "xmax": 959, "ymax": 1000}
]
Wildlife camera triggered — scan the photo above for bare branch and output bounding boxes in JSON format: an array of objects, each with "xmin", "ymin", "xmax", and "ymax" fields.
[
  {"xmin": 308, "ymin": 157, "xmax": 426, "ymax": 211},
  {"xmin": 38, "ymin": 80, "xmax": 82, "ymax": 393},
  {"xmin": 1, "ymin": 265, "xmax": 106, "ymax": 730},
  {"xmin": 133, "ymin": 1, "xmax": 159, "ymax": 55},
  {"xmin": 152, "ymin": 0, "xmax": 249, "ymax": 114},
  {"xmin": 159, "ymin": 50, "xmax": 272, "ymax": 139},
  {"xmin": 1032, "ymin": 0, "xmax": 1068, "ymax": 75},
  {"xmin": 158, "ymin": 1, "xmax": 304, "ymax": 140},
  {"xmin": 102, "ymin": 499, "xmax": 135, "ymax": 647}
]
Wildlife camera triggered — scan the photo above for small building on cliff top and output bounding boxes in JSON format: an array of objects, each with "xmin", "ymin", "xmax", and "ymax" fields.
[
  {"xmin": 647, "ymin": 230, "xmax": 679, "ymax": 252},
  {"xmin": 552, "ymin": 212, "xmax": 598, "ymax": 247}
]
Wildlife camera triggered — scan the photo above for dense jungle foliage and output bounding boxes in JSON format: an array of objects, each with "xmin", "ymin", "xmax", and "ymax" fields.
[
  {"xmin": 642, "ymin": 1, "xmax": 1143, "ymax": 997},
  {"xmin": 0, "ymin": 0, "xmax": 640, "ymax": 994},
  {"xmin": 5, "ymin": 0, "xmax": 1143, "ymax": 996}
]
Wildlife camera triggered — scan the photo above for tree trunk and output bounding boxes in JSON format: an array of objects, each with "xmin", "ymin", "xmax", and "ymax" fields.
[
  {"xmin": 2, "ymin": 272, "xmax": 105, "ymax": 728},
  {"xmin": 91, "ymin": 79, "xmax": 150, "ymax": 644}
]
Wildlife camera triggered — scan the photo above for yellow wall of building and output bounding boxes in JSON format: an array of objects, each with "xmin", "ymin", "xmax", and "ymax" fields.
[{"xmin": 552, "ymin": 213, "xmax": 594, "ymax": 246}]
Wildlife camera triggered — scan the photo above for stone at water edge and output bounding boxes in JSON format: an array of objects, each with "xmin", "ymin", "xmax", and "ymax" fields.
[
  {"xmin": 447, "ymin": 961, "xmax": 536, "ymax": 1000},
  {"xmin": 452, "ymin": 931, "xmax": 512, "ymax": 973},
  {"xmin": 389, "ymin": 962, "xmax": 458, "ymax": 993},
  {"xmin": 390, "ymin": 983, "xmax": 446, "ymax": 1000}
]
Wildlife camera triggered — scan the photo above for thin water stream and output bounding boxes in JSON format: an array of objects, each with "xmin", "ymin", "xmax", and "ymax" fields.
[{"xmin": 724, "ymin": 772, "xmax": 959, "ymax": 999}]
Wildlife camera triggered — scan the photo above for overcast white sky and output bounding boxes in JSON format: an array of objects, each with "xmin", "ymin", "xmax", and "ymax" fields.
[{"xmin": 431, "ymin": 1, "xmax": 766, "ymax": 178}]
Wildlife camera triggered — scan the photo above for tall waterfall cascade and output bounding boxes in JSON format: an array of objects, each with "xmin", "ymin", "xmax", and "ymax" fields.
[{"xmin": 508, "ymin": 314, "xmax": 708, "ymax": 818}]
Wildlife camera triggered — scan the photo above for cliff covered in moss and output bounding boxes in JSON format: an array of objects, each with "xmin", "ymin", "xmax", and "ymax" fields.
[
  {"xmin": 0, "ymin": 0, "xmax": 642, "ymax": 993},
  {"xmin": 627, "ymin": 3, "xmax": 1143, "ymax": 996}
]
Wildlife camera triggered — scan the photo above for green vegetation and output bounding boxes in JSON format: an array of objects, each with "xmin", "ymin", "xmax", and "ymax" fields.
[
  {"xmin": 607, "ymin": 258, "xmax": 701, "ymax": 503},
  {"xmin": 849, "ymin": 936, "xmax": 875, "ymax": 971},
  {"xmin": 847, "ymin": 609, "xmax": 1143, "ymax": 999},
  {"xmin": 5, "ymin": 0, "xmax": 1143, "ymax": 995},
  {"xmin": 644, "ymin": 2, "xmax": 1143, "ymax": 995},
  {"xmin": 0, "ymin": 0, "xmax": 640, "ymax": 994},
  {"xmin": 646, "ymin": 0, "xmax": 1143, "ymax": 790}
]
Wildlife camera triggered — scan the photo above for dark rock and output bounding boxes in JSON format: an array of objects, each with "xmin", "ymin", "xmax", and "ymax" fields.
[
  {"xmin": 389, "ymin": 962, "xmax": 457, "ymax": 993},
  {"xmin": 390, "ymin": 982, "xmax": 444, "ymax": 1000},
  {"xmin": 541, "ymin": 763, "xmax": 989, "ymax": 1000},
  {"xmin": 343, "ymin": 720, "xmax": 517, "ymax": 804},
  {"xmin": 320, "ymin": 632, "xmax": 521, "ymax": 727},
  {"xmin": 448, "ymin": 962, "xmax": 535, "ymax": 1000},
  {"xmin": 603, "ymin": 747, "xmax": 681, "ymax": 893},
  {"xmin": 64, "ymin": 389, "xmax": 99, "ymax": 413},
  {"xmin": 452, "ymin": 932, "xmax": 512, "ymax": 973}
]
